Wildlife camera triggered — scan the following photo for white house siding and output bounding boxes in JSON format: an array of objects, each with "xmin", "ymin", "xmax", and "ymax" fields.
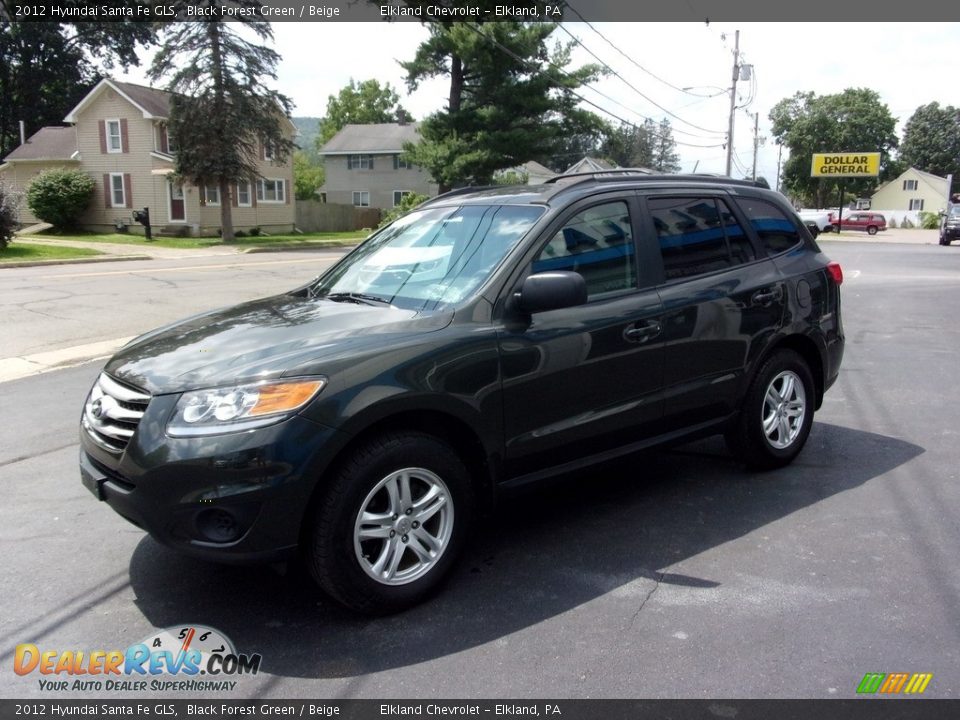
[
  {"xmin": 871, "ymin": 168, "xmax": 949, "ymax": 215},
  {"xmin": 74, "ymin": 90, "xmax": 158, "ymax": 231},
  {"xmin": 323, "ymin": 154, "xmax": 438, "ymax": 210}
]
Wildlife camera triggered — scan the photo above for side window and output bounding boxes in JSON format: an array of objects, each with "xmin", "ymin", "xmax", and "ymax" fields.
[
  {"xmin": 648, "ymin": 196, "xmax": 754, "ymax": 281},
  {"xmin": 735, "ymin": 196, "xmax": 803, "ymax": 255},
  {"xmin": 531, "ymin": 201, "xmax": 636, "ymax": 298}
]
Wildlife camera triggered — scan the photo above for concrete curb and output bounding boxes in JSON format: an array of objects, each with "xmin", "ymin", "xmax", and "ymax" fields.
[
  {"xmin": 0, "ymin": 254, "xmax": 153, "ymax": 269},
  {"xmin": 0, "ymin": 336, "xmax": 135, "ymax": 384},
  {"xmin": 241, "ymin": 241, "xmax": 362, "ymax": 254}
]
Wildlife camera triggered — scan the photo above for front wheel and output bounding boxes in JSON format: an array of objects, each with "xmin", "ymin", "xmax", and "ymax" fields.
[
  {"xmin": 941, "ymin": 235, "xmax": 951, "ymax": 246},
  {"xmin": 307, "ymin": 432, "xmax": 473, "ymax": 614},
  {"xmin": 726, "ymin": 349, "xmax": 816, "ymax": 470}
]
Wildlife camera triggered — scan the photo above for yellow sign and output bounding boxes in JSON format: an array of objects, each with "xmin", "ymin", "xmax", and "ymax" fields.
[{"xmin": 811, "ymin": 152, "xmax": 880, "ymax": 177}]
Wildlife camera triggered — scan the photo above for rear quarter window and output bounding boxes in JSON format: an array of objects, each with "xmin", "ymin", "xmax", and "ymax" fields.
[{"xmin": 735, "ymin": 196, "xmax": 803, "ymax": 255}]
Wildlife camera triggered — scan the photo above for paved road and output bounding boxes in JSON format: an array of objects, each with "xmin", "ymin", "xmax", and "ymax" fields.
[{"xmin": 2, "ymin": 241, "xmax": 959, "ymax": 699}]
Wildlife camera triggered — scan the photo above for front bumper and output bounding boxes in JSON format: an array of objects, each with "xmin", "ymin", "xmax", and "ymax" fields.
[
  {"xmin": 943, "ymin": 225, "xmax": 960, "ymax": 239},
  {"xmin": 79, "ymin": 403, "xmax": 344, "ymax": 564}
]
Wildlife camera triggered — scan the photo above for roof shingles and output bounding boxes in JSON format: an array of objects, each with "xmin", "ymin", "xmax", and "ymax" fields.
[{"xmin": 4, "ymin": 127, "xmax": 77, "ymax": 161}]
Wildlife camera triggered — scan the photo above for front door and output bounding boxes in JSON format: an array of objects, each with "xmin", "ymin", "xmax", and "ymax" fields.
[{"xmin": 168, "ymin": 181, "xmax": 185, "ymax": 222}]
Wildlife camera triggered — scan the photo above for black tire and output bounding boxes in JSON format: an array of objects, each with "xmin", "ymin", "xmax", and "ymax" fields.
[
  {"xmin": 307, "ymin": 432, "xmax": 473, "ymax": 614},
  {"xmin": 941, "ymin": 235, "xmax": 951, "ymax": 246},
  {"xmin": 725, "ymin": 349, "xmax": 816, "ymax": 470},
  {"xmin": 867, "ymin": 226, "xmax": 878, "ymax": 235}
]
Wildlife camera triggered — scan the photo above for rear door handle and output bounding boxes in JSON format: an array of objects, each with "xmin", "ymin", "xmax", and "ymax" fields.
[
  {"xmin": 751, "ymin": 287, "xmax": 783, "ymax": 305},
  {"xmin": 624, "ymin": 320, "xmax": 662, "ymax": 343}
]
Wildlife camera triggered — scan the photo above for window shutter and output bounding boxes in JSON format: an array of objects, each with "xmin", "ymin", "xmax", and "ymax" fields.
[
  {"xmin": 285, "ymin": 180, "xmax": 291, "ymax": 204},
  {"xmin": 393, "ymin": 155, "xmax": 398, "ymax": 170},
  {"xmin": 123, "ymin": 174, "xmax": 132, "ymax": 208},
  {"xmin": 259, "ymin": 141, "xmax": 265, "ymax": 161},
  {"xmin": 98, "ymin": 121, "xmax": 107, "ymax": 154},
  {"xmin": 120, "ymin": 119, "xmax": 129, "ymax": 153},
  {"xmin": 368, "ymin": 156, "xmax": 374, "ymax": 170},
  {"xmin": 231, "ymin": 185, "xmax": 238, "ymax": 207},
  {"xmin": 252, "ymin": 180, "xmax": 258, "ymax": 207},
  {"xmin": 103, "ymin": 174, "xmax": 111, "ymax": 208},
  {"xmin": 160, "ymin": 126, "xmax": 168, "ymax": 154}
]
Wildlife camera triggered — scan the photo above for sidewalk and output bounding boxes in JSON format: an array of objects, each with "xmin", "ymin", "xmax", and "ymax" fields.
[
  {"xmin": 20, "ymin": 236, "xmax": 244, "ymax": 259},
  {"xmin": 819, "ymin": 228, "xmax": 938, "ymax": 245}
]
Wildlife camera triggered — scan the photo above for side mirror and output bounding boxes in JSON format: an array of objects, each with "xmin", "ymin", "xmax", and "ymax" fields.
[{"xmin": 514, "ymin": 271, "xmax": 587, "ymax": 314}]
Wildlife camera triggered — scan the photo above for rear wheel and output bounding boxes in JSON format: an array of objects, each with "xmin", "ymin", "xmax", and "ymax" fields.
[
  {"xmin": 307, "ymin": 432, "xmax": 473, "ymax": 614},
  {"xmin": 726, "ymin": 349, "xmax": 815, "ymax": 469},
  {"xmin": 867, "ymin": 225, "xmax": 878, "ymax": 235}
]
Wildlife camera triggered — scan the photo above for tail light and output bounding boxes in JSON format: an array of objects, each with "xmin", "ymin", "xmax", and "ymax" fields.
[{"xmin": 826, "ymin": 262, "xmax": 843, "ymax": 285}]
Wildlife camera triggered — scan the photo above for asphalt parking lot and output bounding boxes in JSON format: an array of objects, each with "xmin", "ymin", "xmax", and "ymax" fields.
[{"xmin": 1, "ymin": 239, "xmax": 959, "ymax": 700}]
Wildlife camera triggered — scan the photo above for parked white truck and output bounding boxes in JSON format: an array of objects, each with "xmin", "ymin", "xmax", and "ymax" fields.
[{"xmin": 797, "ymin": 210, "xmax": 835, "ymax": 237}]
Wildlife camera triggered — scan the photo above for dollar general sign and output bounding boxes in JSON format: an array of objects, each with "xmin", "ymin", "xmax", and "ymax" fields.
[{"xmin": 811, "ymin": 152, "xmax": 880, "ymax": 177}]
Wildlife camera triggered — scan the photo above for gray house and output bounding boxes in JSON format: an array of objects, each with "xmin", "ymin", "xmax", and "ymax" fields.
[{"xmin": 318, "ymin": 123, "xmax": 438, "ymax": 210}]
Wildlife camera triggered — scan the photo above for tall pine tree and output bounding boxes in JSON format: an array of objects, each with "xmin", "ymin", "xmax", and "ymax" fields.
[
  {"xmin": 148, "ymin": 3, "xmax": 293, "ymax": 241},
  {"xmin": 401, "ymin": 15, "xmax": 604, "ymax": 192}
]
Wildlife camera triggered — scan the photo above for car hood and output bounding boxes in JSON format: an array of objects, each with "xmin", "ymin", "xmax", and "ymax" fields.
[{"xmin": 104, "ymin": 294, "xmax": 453, "ymax": 395}]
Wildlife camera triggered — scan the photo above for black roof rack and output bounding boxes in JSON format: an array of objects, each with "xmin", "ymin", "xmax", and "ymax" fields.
[
  {"xmin": 426, "ymin": 185, "xmax": 498, "ymax": 203},
  {"xmin": 544, "ymin": 168, "xmax": 654, "ymax": 184}
]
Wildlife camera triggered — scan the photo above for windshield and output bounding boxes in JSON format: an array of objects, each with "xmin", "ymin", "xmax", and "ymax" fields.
[
  {"xmin": 309, "ymin": 204, "xmax": 543, "ymax": 310},
  {"xmin": 950, "ymin": 205, "xmax": 960, "ymax": 217}
]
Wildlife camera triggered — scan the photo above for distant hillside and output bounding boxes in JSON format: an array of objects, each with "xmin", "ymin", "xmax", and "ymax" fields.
[{"xmin": 292, "ymin": 116, "xmax": 321, "ymax": 155}]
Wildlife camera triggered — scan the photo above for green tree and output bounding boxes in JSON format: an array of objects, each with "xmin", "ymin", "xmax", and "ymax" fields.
[
  {"xmin": 26, "ymin": 168, "xmax": 95, "ymax": 230},
  {"xmin": 0, "ymin": 20, "xmax": 156, "ymax": 159},
  {"xmin": 769, "ymin": 88, "xmax": 898, "ymax": 207},
  {"xmin": 378, "ymin": 191, "xmax": 429, "ymax": 227},
  {"xmin": 293, "ymin": 151, "xmax": 325, "ymax": 200},
  {"xmin": 317, "ymin": 79, "xmax": 410, "ymax": 147},
  {"xmin": 0, "ymin": 178, "xmax": 19, "ymax": 249},
  {"xmin": 651, "ymin": 118, "xmax": 681, "ymax": 173},
  {"xmin": 602, "ymin": 119, "xmax": 655, "ymax": 168},
  {"xmin": 898, "ymin": 102, "xmax": 960, "ymax": 190},
  {"xmin": 148, "ymin": 6, "xmax": 294, "ymax": 242},
  {"xmin": 401, "ymin": 16, "xmax": 605, "ymax": 192}
]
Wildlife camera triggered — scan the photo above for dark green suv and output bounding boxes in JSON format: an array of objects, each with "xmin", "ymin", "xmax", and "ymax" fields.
[{"xmin": 80, "ymin": 171, "xmax": 845, "ymax": 614}]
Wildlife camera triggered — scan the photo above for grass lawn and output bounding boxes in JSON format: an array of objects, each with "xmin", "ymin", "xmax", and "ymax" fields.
[
  {"xmin": 27, "ymin": 230, "xmax": 367, "ymax": 249},
  {"xmin": 0, "ymin": 242, "xmax": 102, "ymax": 263}
]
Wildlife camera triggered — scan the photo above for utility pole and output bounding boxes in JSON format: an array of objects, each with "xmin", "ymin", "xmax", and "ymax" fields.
[
  {"xmin": 751, "ymin": 112, "xmax": 759, "ymax": 181},
  {"xmin": 725, "ymin": 29, "xmax": 740, "ymax": 177},
  {"xmin": 775, "ymin": 142, "xmax": 783, "ymax": 192}
]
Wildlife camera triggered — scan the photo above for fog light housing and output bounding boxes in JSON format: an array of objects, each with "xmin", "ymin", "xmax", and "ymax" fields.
[{"xmin": 195, "ymin": 508, "xmax": 243, "ymax": 543}]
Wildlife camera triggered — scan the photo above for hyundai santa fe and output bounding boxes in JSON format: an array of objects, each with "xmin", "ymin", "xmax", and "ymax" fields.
[{"xmin": 79, "ymin": 171, "xmax": 845, "ymax": 614}]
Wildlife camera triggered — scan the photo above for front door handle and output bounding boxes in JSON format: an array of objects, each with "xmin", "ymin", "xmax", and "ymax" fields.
[{"xmin": 624, "ymin": 320, "xmax": 662, "ymax": 343}]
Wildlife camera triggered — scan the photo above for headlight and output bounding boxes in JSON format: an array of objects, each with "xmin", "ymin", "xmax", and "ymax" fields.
[{"xmin": 167, "ymin": 378, "xmax": 326, "ymax": 437}]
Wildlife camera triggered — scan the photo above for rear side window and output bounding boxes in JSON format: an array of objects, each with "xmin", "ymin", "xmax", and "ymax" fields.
[
  {"xmin": 648, "ymin": 196, "xmax": 754, "ymax": 281},
  {"xmin": 532, "ymin": 201, "xmax": 636, "ymax": 298},
  {"xmin": 736, "ymin": 196, "xmax": 803, "ymax": 255}
]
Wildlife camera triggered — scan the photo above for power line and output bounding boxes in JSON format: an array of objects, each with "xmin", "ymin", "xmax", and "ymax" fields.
[
  {"xmin": 565, "ymin": 4, "xmax": 713, "ymax": 100},
  {"xmin": 461, "ymin": 22, "xmax": 725, "ymax": 150},
  {"xmin": 555, "ymin": 23, "xmax": 726, "ymax": 138}
]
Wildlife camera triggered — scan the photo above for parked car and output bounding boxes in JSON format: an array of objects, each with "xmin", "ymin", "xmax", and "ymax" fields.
[
  {"xmin": 940, "ymin": 204, "xmax": 960, "ymax": 246},
  {"xmin": 831, "ymin": 211, "xmax": 887, "ymax": 235},
  {"xmin": 797, "ymin": 209, "xmax": 834, "ymax": 238},
  {"xmin": 79, "ymin": 172, "xmax": 845, "ymax": 614}
]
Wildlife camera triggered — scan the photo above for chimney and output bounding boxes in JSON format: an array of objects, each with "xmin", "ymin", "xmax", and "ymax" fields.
[{"xmin": 20, "ymin": 120, "xmax": 26, "ymax": 145}]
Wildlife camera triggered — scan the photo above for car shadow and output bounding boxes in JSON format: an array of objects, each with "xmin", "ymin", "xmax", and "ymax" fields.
[{"xmin": 128, "ymin": 422, "xmax": 922, "ymax": 679}]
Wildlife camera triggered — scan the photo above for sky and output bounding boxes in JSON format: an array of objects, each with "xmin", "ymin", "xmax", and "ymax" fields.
[{"xmin": 117, "ymin": 21, "xmax": 960, "ymax": 186}]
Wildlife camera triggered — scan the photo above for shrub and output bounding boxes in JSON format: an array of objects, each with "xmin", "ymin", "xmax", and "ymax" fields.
[
  {"xmin": 901, "ymin": 217, "xmax": 915, "ymax": 228},
  {"xmin": 379, "ymin": 192, "xmax": 429, "ymax": 228},
  {"xmin": 887, "ymin": 217, "xmax": 898, "ymax": 228},
  {"xmin": 234, "ymin": 230, "xmax": 247, "ymax": 238},
  {"xmin": 249, "ymin": 226, "xmax": 261, "ymax": 236},
  {"xmin": 919, "ymin": 211, "xmax": 940, "ymax": 230},
  {"xmin": 26, "ymin": 169, "xmax": 95, "ymax": 229},
  {"xmin": 0, "ymin": 179, "xmax": 20, "ymax": 250}
]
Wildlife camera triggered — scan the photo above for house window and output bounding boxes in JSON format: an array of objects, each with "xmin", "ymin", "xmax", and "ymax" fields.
[
  {"xmin": 236, "ymin": 181, "xmax": 251, "ymax": 207},
  {"xmin": 909, "ymin": 198, "xmax": 924, "ymax": 211},
  {"xmin": 348, "ymin": 154, "xmax": 372, "ymax": 170},
  {"xmin": 263, "ymin": 140, "xmax": 275, "ymax": 161},
  {"xmin": 110, "ymin": 173, "xmax": 126, "ymax": 207},
  {"xmin": 353, "ymin": 191, "xmax": 370, "ymax": 207},
  {"xmin": 257, "ymin": 178, "xmax": 285, "ymax": 203},
  {"xmin": 394, "ymin": 155, "xmax": 412, "ymax": 170},
  {"xmin": 903, "ymin": 179, "xmax": 918, "ymax": 191},
  {"xmin": 393, "ymin": 191, "xmax": 411, "ymax": 207},
  {"xmin": 318, "ymin": 192, "xmax": 327, "ymax": 204},
  {"xmin": 106, "ymin": 119, "xmax": 122, "ymax": 153},
  {"xmin": 204, "ymin": 185, "xmax": 220, "ymax": 206}
]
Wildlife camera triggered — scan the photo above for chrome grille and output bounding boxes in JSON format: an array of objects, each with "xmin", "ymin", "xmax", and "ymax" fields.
[{"xmin": 82, "ymin": 373, "xmax": 150, "ymax": 452}]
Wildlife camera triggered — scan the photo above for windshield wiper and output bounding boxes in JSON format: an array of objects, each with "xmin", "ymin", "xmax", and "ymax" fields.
[{"xmin": 323, "ymin": 292, "xmax": 392, "ymax": 306}]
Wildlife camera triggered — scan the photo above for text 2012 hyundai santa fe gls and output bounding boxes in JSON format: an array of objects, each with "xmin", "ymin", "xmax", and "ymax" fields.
[{"xmin": 80, "ymin": 172, "xmax": 844, "ymax": 614}]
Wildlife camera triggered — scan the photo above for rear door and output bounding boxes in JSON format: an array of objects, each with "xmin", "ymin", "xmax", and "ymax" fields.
[
  {"xmin": 497, "ymin": 193, "xmax": 665, "ymax": 479},
  {"xmin": 641, "ymin": 191, "xmax": 786, "ymax": 431}
]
